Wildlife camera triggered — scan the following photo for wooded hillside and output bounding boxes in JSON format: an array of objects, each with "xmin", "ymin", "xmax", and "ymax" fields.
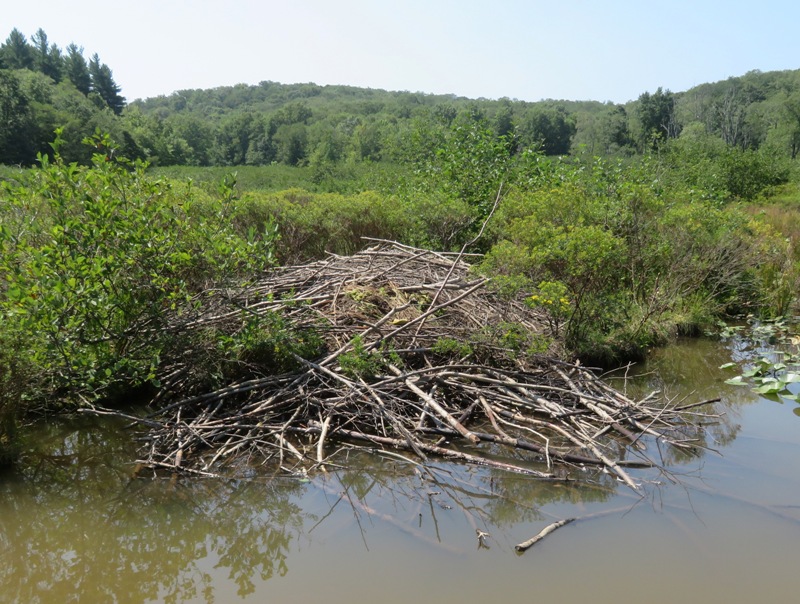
[{"xmin": 4, "ymin": 27, "xmax": 800, "ymax": 171}]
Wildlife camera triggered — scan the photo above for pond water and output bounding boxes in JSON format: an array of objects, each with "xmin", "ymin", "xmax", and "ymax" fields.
[{"xmin": 2, "ymin": 335, "xmax": 799, "ymax": 603}]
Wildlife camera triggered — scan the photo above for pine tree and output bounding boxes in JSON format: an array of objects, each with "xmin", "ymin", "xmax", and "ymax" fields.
[
  {"xmin": 64, "ymin": 44, "xmax": 91, "ymax": 95},
  {"xmin": 30, "ymin": 29, "xmax": 63, "ymax": 82},
  {"xmin": 88, "ymin": 53, "xmax": 125, "ymax": 114},
  {"xmin": 0, "ymin": 28, "xmax": 33, "ymax": 70}
]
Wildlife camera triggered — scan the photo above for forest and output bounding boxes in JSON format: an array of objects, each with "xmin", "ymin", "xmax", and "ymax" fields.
[
  {"xmin": 4, "ymin": 27, "xmax": 800, "ymax": 174},
  {"xmin": 2, "ymin": 27, "xmax": 800, "ymax": 471}
]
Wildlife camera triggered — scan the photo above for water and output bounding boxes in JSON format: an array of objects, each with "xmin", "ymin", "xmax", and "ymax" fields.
[{"xmin": 2, "ymin": 337, "xmax": 799, "ymax": 603}]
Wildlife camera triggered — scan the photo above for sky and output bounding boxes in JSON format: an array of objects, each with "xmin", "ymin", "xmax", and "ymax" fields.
[{"xmin": 3, "ymin": 0, "xmax": 799, "ymax": 104}]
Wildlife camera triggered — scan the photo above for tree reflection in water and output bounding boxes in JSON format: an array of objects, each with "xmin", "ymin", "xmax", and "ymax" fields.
[
  {"xmin": 0, "ymin": 343, "xmax": 750, "ymax": 604},
  {"xmin": 0, "ymin": 417, "xmax": 622, "ymax": 602},
  {"xmin": 0, "ymin": 418, "xmax": 307, "ymax": 603}
]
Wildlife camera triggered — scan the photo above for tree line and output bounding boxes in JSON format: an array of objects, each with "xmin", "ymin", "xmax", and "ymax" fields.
[
  {"xmin": 0, "ymin": 27, "xmax": 124, "ymax": 165},
  {"xmin": 2, "ymin": 27, "xmax": 800, "ymax": 200}
]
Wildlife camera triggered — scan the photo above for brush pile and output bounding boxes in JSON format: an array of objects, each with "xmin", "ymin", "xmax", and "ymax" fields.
[{"xmin": 118, "ymin": 242, "xmax": 708, "ymax": 492}]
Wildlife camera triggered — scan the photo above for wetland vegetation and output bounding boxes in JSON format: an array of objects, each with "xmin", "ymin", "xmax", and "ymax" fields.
[{"xmin": 2, "ymin": 28, "xmax": 800, "ymax": 601}]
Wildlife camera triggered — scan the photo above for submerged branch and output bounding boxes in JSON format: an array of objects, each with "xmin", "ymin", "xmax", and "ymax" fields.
[{"xmin": 515, "ymin": 518, "xmax": 576, "ymax": 552}]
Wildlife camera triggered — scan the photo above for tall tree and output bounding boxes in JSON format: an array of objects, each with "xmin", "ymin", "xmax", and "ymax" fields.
[
  {"xmin": 273, "ymin": 122, "xmax": 308, "ymax": 166},
  {"xmin": 170, "ymin": 113, "xmax": 216, "ymax": 166},
  {"xmin": 572, "ymin": 104, "xmax": 630, "ymax": 156},
  {"xmin": 88, "ymin": 53, "xmax": 125, "ymax": 114},
  {"xmin": 492, "ymin": 99, "xmax": 515, "ymax": 139},
  {"xmin": 492, "ymin": 98, "xmax": 517, "ymax": 154},
  {"xmin": 271, "ymin": 101, "xmax": 312, "ymax": 127},
  {"xmin": 215, "ymin": 111, "xmax": 257, "ymax": 165},
  {"xmin": 0, "ymin": 28, "xmax": 33, "ymax": 70},
  {"xmin": 713, "ymin": 85, "xmax": 749, "ymax": 149},
  {"xmin": 636, "ymin": 87, "xmax": 680, "ymax": 149},
  {"xmin": 779, "ymin": 91, "xmax": 800, "ymax": 159},
  {"xmin": 519, "ymin": 104, "xmax": 576, "ymax": 155},
  {"xmin": 600, "ymin": 104, "xmax": 631, "ymax": 152},
  {"xmin": 0, "ymin": 70, "xmax": 36, "ymax": 164},
  {"xmin": 30, "ymin": 29, "xmax": 62, "ymax": 82},
  {"xmin": 64, "ymin": 44, "xmax": 91, "ymax": 95}
]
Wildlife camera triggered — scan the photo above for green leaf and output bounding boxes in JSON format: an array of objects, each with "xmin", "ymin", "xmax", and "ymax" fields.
[
  {"xmin": 724, "ymin": 376, "xmax": 748, "ymax": 386},
  {"xmin": 719, "ymin": 362, "xmax": 737, "ymax": 370},
  {"xmin": 754, "ymin": 381, "xmax": 786, "ymax": 394}
]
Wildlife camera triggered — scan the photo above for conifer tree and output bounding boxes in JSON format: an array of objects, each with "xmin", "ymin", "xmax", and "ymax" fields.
[
  {"xmin": 30, "ymin": 29, "xmax": 62, "ymax": 82},
  {"xmin": 89, "ymin": 53, "xmax": 125, "ymax": 114},
  {"xmin": 0, "ymin": 28, "xmax": 33, "ymax": 70},
  {"xmin": 64, "ymin": 44, "xmax": 91, "ymax": 95}
]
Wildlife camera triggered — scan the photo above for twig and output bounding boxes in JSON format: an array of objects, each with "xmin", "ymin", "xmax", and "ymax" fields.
[{"xmin": 515, "ymin": 518, "xmax": 575, "ymax": 552}]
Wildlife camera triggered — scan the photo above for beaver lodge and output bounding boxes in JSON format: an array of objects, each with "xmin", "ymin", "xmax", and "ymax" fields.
[{"xmin": 95, "ymin": 242, "xmax": 714, "ymax": 494}]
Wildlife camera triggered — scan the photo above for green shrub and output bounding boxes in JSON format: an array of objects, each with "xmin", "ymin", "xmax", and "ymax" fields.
[
  {"xmin": 234, "ymin": 188, "xmax": 416, "ymax": 262},
  {"xmin": 479, "ymin": 155, "xmax": 796, "ymax": 362},
  {"xmin": 219, "ymin": 311, "xmax": 326, "ymax": 375},
  {"xmin": 719, "ymin": 148, "xmax": 790, "ymax": 201},
  {"xmin": 431, "ymin": 337, "xmax": 473, "ymax": 359},
  {"xmin": 338, "ymin": 336, "xmax": 401, "ymax": 380},
  {"xmin": 0, "ymin": 131, "xmax": 277, "ymax": 409},
  {"xmin": 663, "ymin": 135, "xmax": 790, "ymax": 202},
  {"xmin": 404, "ymin": 194, "xmax": 477, "ymax": 251}
]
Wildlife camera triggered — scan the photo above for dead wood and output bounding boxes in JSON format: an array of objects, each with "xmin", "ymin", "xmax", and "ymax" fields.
[
  {"xmin": 95, "ymin": 242, "xmax": 715, "ymax": 492},
  {"xmin": 515, "ymin": 518, "xmax": 576, "ymax": 552}
]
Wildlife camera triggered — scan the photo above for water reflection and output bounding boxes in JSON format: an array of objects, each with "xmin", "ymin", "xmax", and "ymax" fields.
[
  {"xmin": 0, "ymin": 418, "xmax": 310, "ymax": 603},
  {"xmin": 0, "ymin": 418, "xmax": 621, "ymax": 603},
  {"xmin": 608, "ymin": 337, "xmax": 757, "ymax": 406},
  {"xmin": 2, "ymin": 336, "xmax": 796, "ymax": 603},
  {"xmin": 604, "ymin": 336, "xmax": 769, "ymax": 466},
  {"xmin": 325, "ymin": 451, "xmax": 615, "ymax": 537}
]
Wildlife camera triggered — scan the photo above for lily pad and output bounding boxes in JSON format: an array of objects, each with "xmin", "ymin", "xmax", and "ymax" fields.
[{"xmin": 754, "ymin": 381, "xmax": 786, "ymax": 394}]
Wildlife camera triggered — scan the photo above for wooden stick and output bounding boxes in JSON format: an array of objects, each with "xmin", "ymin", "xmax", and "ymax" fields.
[
  {"xmin": 301, "ymin": 424, "xmax": 558, "ymax": 479},
  {"xmin": 416, "ymin": 425, "xmax": 654, "ymax": 468},
  {"xmin": 515, "ymin": 518, "xmax": 575, "ymax": 552},
  {"xmin": 389, "ymin": 365, "xmax": 480, "ymax": 444},
  {"xmin": 674, "ymin": 398, "xmax": 721, "ymax": 411},
  {"xmin": 316, "ymin": 413, "xmax": 333, "ymax": 465}
]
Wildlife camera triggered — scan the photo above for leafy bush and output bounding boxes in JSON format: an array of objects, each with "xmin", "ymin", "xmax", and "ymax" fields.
[
  {"xmin": 663, "ymin": 134, "xmax": 790, "ymax": 202},
  {"xmin": 0, "ymin": 131, "xmax": 277, "ymax": 410},
  {"xmin": 233, "ymin": 188, "xmax": 411, "ymax": 262},
  {"xmin": 338, "ymin": 336, "xmax": 402, "ymax": 380},
  {"xmin": 213, "ymin": 311, "xmax": 326, "ymax": 377},
  {"xmin": 480, "ymin": 156, "xmax": 795, "ymax": 363}
]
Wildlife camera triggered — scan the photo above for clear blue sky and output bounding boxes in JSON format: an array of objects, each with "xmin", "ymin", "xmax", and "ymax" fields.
[{"xmin": 4, "ymin": 0, "xmax": 798, "ymax": 103}]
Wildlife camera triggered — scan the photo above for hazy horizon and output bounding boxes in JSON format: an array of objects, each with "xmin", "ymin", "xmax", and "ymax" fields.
[{"xmin": 4, "ymin": 0, "xmax": 799, "ymax": 105}]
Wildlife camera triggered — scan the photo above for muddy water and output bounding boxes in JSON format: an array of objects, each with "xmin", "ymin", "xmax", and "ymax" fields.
[{"xmin": 2, "ymin": 337, "xmax": 799, "ymax": 603}]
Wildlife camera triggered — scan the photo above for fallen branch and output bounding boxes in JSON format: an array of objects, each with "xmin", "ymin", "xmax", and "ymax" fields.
[{"xmin": 515, "ymin": 518, "xmax": 576, "ymax": 552}]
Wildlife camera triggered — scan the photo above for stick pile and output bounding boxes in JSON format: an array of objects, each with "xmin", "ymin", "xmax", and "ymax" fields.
[{"xmin": 124, "ymin": 242, "xmax": 707, "ymax": 491}]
